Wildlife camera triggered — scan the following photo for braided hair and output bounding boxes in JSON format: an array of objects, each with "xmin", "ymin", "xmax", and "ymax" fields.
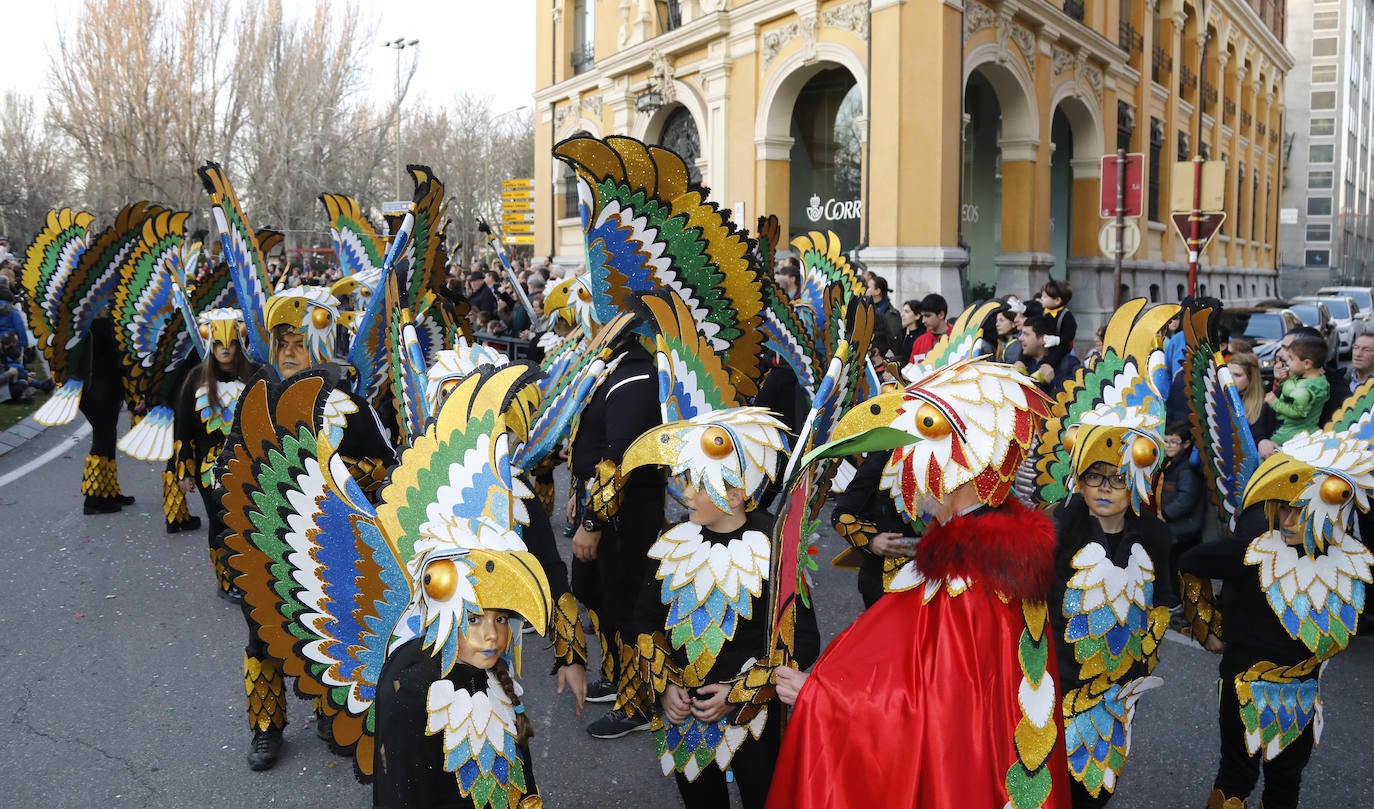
[{"xmin": 491, "ymin": 657, "xmax": 533, "ymax": 747}]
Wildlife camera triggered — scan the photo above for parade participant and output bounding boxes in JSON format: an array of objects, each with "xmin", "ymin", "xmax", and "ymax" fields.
[
  {"xmin": 619, "ymin": 408, "xmax": 818, "ymax": 809},
  {"xmin": 829, "ymin": 448, "xmax": 917, "ymax": 607},
  {"xmin": 222, "ymin": 287, "xmax": 394, "ymax": 771},
  {"xmin": 1177, "ymin": 431, "xmax": 1374, "ymax": 809},
  {"xmin": 174, "ymin": 309, "xmax": 255, "ymax": 600},
  {"xmin": 766, "ymin": 359, "xmax": 1069, "ymax": 809},
  {"xmin": 220, "ymin": 363, "xmax": 552, "ymax": 807},
  {"xmin": 569, "ymin": 328, "xmax": 665, "ymax": 738},
  {"xmin": 1048, "ymin": 406, "xmax": 1175, "ymax": 807},
  {"xmin": 70, "ymin": 308, "xmax": 134, "ymax": 514}
]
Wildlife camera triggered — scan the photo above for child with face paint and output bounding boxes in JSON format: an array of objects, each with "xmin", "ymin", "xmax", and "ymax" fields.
[{"xmin": 618, "ymin": 408, "xmax": 820, "ymax": 809}]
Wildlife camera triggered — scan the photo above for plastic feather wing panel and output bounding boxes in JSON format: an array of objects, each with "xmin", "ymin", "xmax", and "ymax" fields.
[
  {"xmin": 376, "ymin": 363, "xmax": 544, "ymax": 566},
  {"xmin": 553, "ymin": 135, "xmax": 767, "ymax": 398},
  {"xmin": 20, "ymin": 208, "xmax": 94, "ymax": 383},
  {"xmin": 62, "ymin": 202, "xmax": 166, "ymax": 352},
  {"xmin": 111, "ymin": 210, "xmax": 190, "ymax": 408},
  {"xmin": 791, "ymin": 230, "xmax": 866, "ymax": 344},
  {"xmin": 1032, "ymin": 353, "xmax": 1129, "ymax": 507},
  {"xmin": 1324, "ymin": 378, "xmax": 1374, "ymax": 442},
  {"xmin": 634, "ymin": 289, "xmax": 739, "ymax": 420},
  {"xmin": 911, "ymin": 300, "xmax": 1003, "ymax": 374},
  {"xmin": 386, "ymin": 271, "xmax": 433, "ymax": 447},
  {"xmin": 221, "ymin": 375, "xmax": 408, "ymax": 775},
  {"xmin": 319, "ymin": 193, "xmax": 385, "ymax": 278},
  {"xmin": 758, "ymin": 276, "xmax": 819, "ymax": 396},
  {"xmin": 198, "ymin": 162, "xmax": 271, "ymax": 363},
  {"xmin": 756, "ymin": 214, "xmax": 780, "ymax": 275},
  {"xmin": 1183, "ymin": 309, "xmax": 1258, "ymax": 523},
  {"xmin": 401, "ymin": 165, "xmax": 449, "ymax": 308}
]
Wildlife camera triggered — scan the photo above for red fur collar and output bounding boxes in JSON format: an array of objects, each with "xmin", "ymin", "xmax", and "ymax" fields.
[{"xmin": 914, "ymin": 499, "xmax": 1057, "ymax": 601}]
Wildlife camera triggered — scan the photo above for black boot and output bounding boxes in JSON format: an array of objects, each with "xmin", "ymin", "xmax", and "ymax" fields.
[
  {"xmin": 166, "ymin": 515, "xmax": 202, "ymax": 534},
  {"xmin": 246, "ymin": 727, "xmax": 283, "ymax": 771},
  {"xmin": 114, "ymin": 494, "xmax": 135, "ymax": 506},
  {"xmin": 83, "ymin": 497, "xmax": 122, "ymax": 515}
]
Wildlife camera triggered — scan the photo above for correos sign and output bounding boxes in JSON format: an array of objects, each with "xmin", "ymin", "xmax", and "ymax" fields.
[{"xmin": 806, "ymin": 194, "xmax": 862, "ymax": 223}]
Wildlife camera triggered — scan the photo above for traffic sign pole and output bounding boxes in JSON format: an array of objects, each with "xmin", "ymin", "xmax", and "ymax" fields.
[
  {"xmin": 1113, "ymin": 148, "xmax": 1125, "ymax": 309},
  {"xmin": 1188, "ymin": 155, "xmax": 1202, "ymax": 296}
]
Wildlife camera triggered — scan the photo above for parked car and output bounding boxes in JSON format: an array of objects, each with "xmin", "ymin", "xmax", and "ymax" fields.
[
  {"xmin": 1284, "ymin": 300, "xmax": 1341, "ymax": 366},
  {"xmin": 1317, "ymin": 286, "xmax": 1373, "ymax": 321},
  {"xmin": 1216, "ymin": 307, "xmax": 1304, "ymax": 382},
  {"xmin": 1299, "ymin": 294, "xmax": 1360, "ymax": 356}
]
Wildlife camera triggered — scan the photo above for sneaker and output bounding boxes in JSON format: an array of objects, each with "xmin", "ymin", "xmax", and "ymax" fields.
[
  {"xmin": 584, "ymin": 677, "xmax": 617, "ymax": 704},
  {"xmin": 246, "ymin": 727, "xmax": 283, "ymax": 771},
  {"xmin": 114, "ymin": 494, "xmax": 136, "ymax": 506},
  {"xmin": 586, "ymin": 707, "xmax": 650, "ymax": 739}
]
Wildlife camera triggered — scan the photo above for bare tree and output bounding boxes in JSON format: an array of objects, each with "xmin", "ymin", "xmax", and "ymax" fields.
[{"xmin": 0, "ymin": 91, "xmax": 76, "ymax": 245}]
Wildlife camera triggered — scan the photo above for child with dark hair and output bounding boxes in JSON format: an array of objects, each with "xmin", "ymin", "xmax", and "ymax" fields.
[
  {"xmin": 1265, "ymin": 333, "xmax": 1329, "ymax": 445},
  {"xmin": 1158, "ymin": 421, "xmax": 1204, "ymax": 574},
  {"xmin": 1039, "ymin": 278, "xmax": 1078, "ymax": 350},
  {"xmin": 907, "ymin": 293, "xmax": 949, "ymax": 364},
  {"xmin": 1, "ymin": 331, "xmax": 53, "ymax": 402},
  {"xmin": 1016, "ymin": 314, "xmax": 1081, "ymax": 396}
]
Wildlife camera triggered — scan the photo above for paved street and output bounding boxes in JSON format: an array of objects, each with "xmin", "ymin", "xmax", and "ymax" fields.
[{"xmin": 1, "ymin": 416, "xmax": 1371, "ymax": 808}]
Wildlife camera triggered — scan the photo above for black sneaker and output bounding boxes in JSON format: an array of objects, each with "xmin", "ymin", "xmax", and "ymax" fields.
[
  {"xmin": 246, "ymin": 727, "xmax": 283, "ymax": 771},
  {"xmin": 114, "ymin": 494, "xmax": 136, "ymax": 506},
  {"xmin": 586, "ymin": 708, "xmax": 650, "ymax": 739},
  {"xmin": 585, "ymin": 677, "xmax": 617, "ymax": 704}
]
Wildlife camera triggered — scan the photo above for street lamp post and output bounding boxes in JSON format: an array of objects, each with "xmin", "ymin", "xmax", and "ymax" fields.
[
  {"xmin": 384, "ymin": 37, "xmax": 420, "ymax": 201},
  {"xmin": 483, "ymin": 105, "xmax": 531, "ymax": 242}
]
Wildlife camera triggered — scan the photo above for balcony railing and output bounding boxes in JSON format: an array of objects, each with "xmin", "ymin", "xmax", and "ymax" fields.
[
  {"xmin": 1180, "ymin": 65, "xmax": 1196, "ymax": 97},
  {"xmin": 1241, "ymin": 109, "xmax": 1253, "ymax": 129},
  {"xmin": 1152, "ymin": 46, "xmax": 1172, "ymax": 83},
  {"xmin": 571, "ymin": 42, "xmax": 594, "ymax": 75},
  {"xmin": 1203, "ymin": 81, "xmax": 1218, "ymax": 114},
  {"xmin": 1224, "ymin": 99, "xmax": 1237, "ymax": 119},
  {"xmin": 1258, "ymin": 121, "xmax": 1268, "ymax": 137},
  {"xmin": 1118, "ymin": 21, "xmax": 1143, "ymax": 56},
  {"xmin": 1064, "ymin": 0, "xmax": 1085, "ymax": 21}
]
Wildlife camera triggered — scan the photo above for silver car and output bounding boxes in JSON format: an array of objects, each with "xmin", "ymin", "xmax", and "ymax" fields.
[
  {"xmin": 1300, "ymin": 295, "xmax": 1360, "ymax": 355},
  {"xmin": 1317, "ymin": 286, "xmax": 1373, "ymax": 320}
]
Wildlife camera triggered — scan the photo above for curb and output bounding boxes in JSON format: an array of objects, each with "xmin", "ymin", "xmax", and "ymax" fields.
[{"xmin": 0, "ymin": 414, "xmax": 50, "ymax": 457}]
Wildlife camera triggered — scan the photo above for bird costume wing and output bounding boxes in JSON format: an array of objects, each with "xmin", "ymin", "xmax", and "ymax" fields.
[
  {"xmin": 22, "ymin": 208, "xmax": 94, "ymax": 425},
  {"xmin": 905, "ymin": 299, "xmax": 1004, "ymax": 378},
  {"xmin": 553, "ymin": 134, "xmax": 767, "ymax": 398},
  {"xmin": 319, "ymin": 193, "xmax": 385, "ymax": 279},
  {"xmin": 1182, "ymin": 306, "xmax": 1259, "ymax": 526},
  {"xmin": 221, "ymin": 370, "xmax": 407, "ymax": 776},
  {"xmin": 1323, "ymin": 377, "xmax": 1374, "ymax": 442},
  {"xmin": 1031, "ymin": 299, "xmax": 1177, "ymax": 507},
  {"xmin": 112, "ymin": 209, "xmax": 193, "ymax": 461},
  {"xmin": 199, "ymin": 162, "xmax": 273, "ymax": 364}
]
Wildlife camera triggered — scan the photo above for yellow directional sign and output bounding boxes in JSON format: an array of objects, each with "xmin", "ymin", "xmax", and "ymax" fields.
[
  {"xmin": 503, "ymin": 222, "xmax": 534, "ymax": 235},
  {"xmin": 502, "ymin": 212, "xmax": 535, "ymax": 224},
  {"xmin": 502, "ymin": 201, "xmax": 533, "ymax": 213},
  {"xmin": 502, "ymin": 177, "xmax": 533, "ymax": 190},
  {"xmin": 502, "ymin": 190, "xmax": 533, "ymax": 201},
  {"xmin": 505, "ymin": 235, "xmax": 535, "ymax": 245},
  {"xmin": 1170, "ymin": 161, "xmax": 1225, "ymax": 213}
]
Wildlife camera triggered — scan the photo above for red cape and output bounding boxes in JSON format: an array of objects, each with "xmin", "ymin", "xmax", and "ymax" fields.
[{"xmin": 766, "ymin": 501, "xmax": 1071, "ymax": 809}]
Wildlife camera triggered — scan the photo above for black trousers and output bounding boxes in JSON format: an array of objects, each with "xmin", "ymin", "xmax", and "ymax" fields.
[
  {"xmin": 673, "ymin": 706, "xmax": 782, "ymax": 809},
  {"xmin": 1212, "ymin": 655, "xmax": 1316, "ymax": 809}
]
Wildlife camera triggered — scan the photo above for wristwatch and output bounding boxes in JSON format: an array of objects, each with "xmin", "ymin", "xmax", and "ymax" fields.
[{"xmin": 582, "ymin": 518, "xmax": 603, "ymax": 533}]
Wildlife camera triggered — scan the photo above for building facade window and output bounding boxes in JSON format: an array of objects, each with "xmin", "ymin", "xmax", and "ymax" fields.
[
  {"xmin": 657, "ymin": 107, "xmax": 702, "ymax": 187},
  {"xmin": 1307, "ymin": 224, "xmax": 1332, "ymax": 241},
  {"xmin": 571, "ymin": 0, "xmax": 595, "ymax": 74},
  {"xmin": 1312, "ymin": 91, "xmax": 1337, "ymax": 110},
  {"xmin": 1311, "ymin": 118, "xmax": 1335, "ymax": 136},
  {"xmin": 1308, "ymin": 197, "xmax": 1333, "ymax": 216},
  {"xmin": 1310, "ymin": 144, "xmax": 1335, "ymax": 163},
  {"xmin": 1313, "ymin": 11, "xmax": 1339, "ymax": 30},
  {"xmin": 1310, "ymin": 170, "xmax": 1333, "ymax": 188},
  {"xmin": 1313, "ymin": 38, "xmax": 1339, "ymax": 58},
  {"xmin": 1149, "ymin": 118, "xmax": 1164, "ymax": 221},
  {"xmin": 1306, "ymin": 249, "xmax": 1331, "ymax": 267},
  {"xmin": 790, "ymin": 68, "xmax": 864, "ymax": 247},
  {"xmin": 1313, "ymin": 65, "xmax": 1337, "ymax": 83}
]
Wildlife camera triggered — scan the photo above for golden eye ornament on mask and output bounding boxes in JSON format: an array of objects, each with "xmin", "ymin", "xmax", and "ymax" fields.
[
  {"xmin": 199, "ymin": 325, "xmax": 211, "ymax": 340},
  {"xmin": 913, "ymin": 402, "xmax": 953, "ymax": 439},
  {"xmin": 1131, "ymin": 436, "xmax": 1158, "ymax": 468},
  {"xmin": 700, "ymin": 425, "xmax": 734, "ymax": 459},
  {"xmin": 1063, "ymin": 425, "xmax": 1079, "ymax": 454},
  {"xmin": 423, "ymin": 559, "xmax": 459, "ymax": 601},
  {"xmin": 1320, "ymin": 475, "xmax": 1353, "ymax": 505},
  {"xmin": 576, "ymin": 286, "xmax": 591, "ymax": 302},
  {"xmin": 311, "ymin": 308, "xmax": 333, "ymax": 330}
]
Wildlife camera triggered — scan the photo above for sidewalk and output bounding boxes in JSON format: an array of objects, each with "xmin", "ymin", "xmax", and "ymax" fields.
[{"xmin": 0, "ymin": 413, "xmax": 49, "ymax": 457}]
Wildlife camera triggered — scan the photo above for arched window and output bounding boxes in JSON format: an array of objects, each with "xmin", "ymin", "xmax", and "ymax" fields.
[
  {"xmin": 1176, "ymin": 283, "xmax": 1185, "ymax": 301},
  {"xmin": 561, "ymin": 129, "xmax": 591, "ymax": 218},
  {"xmin": 658, "ymin": 107, "xmax": 702, "ymax": 186},
  {"xmin": 1149, "ymin": 283, "xmax": 1160, "ymax": 302}
]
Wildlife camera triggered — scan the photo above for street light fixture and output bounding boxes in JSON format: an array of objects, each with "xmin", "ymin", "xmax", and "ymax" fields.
[{"xmin": 384, "ymin": 37, "xmax": 420, "ymax": 201}]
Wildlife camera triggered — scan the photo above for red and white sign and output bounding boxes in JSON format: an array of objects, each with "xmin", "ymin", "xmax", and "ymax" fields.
[{"xmin": 1100, "ymin": 153, "xmax": 1145, "ymax": 218}]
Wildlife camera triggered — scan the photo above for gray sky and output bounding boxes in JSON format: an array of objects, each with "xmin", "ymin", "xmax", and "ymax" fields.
[{"xmin": 6, "ymin": 0, "xmax": 536, "ymax": 114}]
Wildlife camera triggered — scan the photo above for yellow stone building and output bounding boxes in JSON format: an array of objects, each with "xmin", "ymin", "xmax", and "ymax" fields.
[{"xmin": 533, "ymin": 0, "xmax": 1291, "ymax": 340}]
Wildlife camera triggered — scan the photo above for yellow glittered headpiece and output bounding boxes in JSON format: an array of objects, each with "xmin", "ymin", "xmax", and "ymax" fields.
[
  {"xmin": 265, "ymin": 288, "xmax": 347, "ymax": 365},
  {"xmin": 1241, "ymin": 431, "xmax": 1374, "ymax": 555},
  {"xmin": 1066, "ymin": 404, "xmax": 1164, "ymax": 514},
  {"xmin": 198, "ymin": 308, "xmax": 245, "ymax": 349}
]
